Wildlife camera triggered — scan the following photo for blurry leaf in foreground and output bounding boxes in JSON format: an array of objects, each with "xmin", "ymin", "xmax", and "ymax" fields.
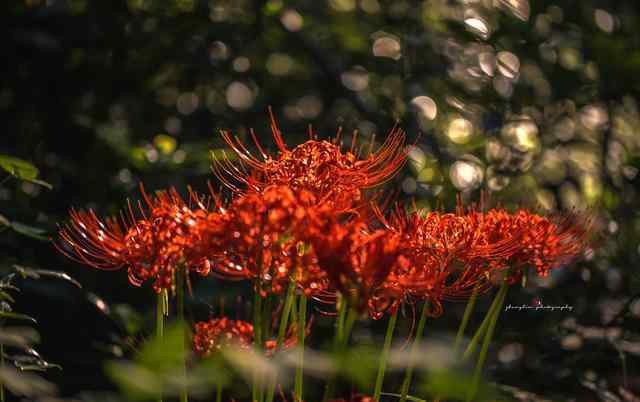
[
  {"xmin": 137, "ymin": 321, "xmax": 187, "ymax": 371},
  {"xmin": 340, "ymin": 346, "xmax": 378, "ymax": 389},
  {"xmin": 0, "ymin": 365, "xmax": 57, "ymax": 398},
  {"xmin": 0, "ymin": 327, "xmax": 40, "ymax": 349},
  {"xmin": 419, "ymin": 369, "xmax": 497, "ymax": 402},
  {"xmin": 105, "ymin": 361, "xmax": 163, "ymax": 400},
  {"xmin": 221, "ymin": 344, "xmax": 278, "ymax": 386},
  {"xmin": 276, "ymin": 344, "xmax": 378, "ymax": 389},
  {"xmin": 107, "ymin": 321, "xmax": 231, "ymax": 400}
]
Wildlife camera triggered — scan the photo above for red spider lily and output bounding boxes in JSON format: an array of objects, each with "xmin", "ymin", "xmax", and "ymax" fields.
[
  {"xmin": 192, "ymin": 317, "xmax": 301, "ymax": 357},
  {"xmin": 212, "ymin": 110, "xmax": 407, "ymax": 209},
  {"xmin": 57, "ymin": 186, "xmax": 225, "ymax": 292},
  {"xmin": 477, "ymin": 207, "xmax": 592, "ymax": 281},
  {"xmin": 370, "ymin": 199, "xmax": 592, "ymax": 317},
  {"xmin": 370, "ymin": 202, "xmax": 521, "ymax": 318},
  {"xmin": 209, "ymin": 184, "xmax": 330, "ymax": 296},
  {"xmin": 300, "ymin": 207, "xmax": 410, "ymax": 315}
]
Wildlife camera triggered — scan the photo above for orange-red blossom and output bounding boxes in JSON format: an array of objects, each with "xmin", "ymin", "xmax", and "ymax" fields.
[
  {"xmin": 367, "ymin": 200, "xmax": 592, "ymax": 318},
  {"xmin": 192, "ymin": 317, "xmax": 300, "ymax": 357},
  {"xmin": 212, "ymin": 111, "xmax": 407, "ymax": 211},
  {"xmin": 208, "ymin": 184, "xmax": 330, "ymax": 296},
  {"xmin": 57, "ymin": 187, "xmax": 222, "ymax": 292}
]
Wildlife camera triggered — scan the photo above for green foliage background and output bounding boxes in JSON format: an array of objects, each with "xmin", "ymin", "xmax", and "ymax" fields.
[{"xmin": 2, "ymin": 0, "xmax": 640, "ymax": 401}]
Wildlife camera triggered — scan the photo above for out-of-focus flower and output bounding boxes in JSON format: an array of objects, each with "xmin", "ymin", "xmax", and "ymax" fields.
[
  {"xmin": 192, "ymin": 317, "xmax": 300, "ymax": 357},
  {"xmin": 57, "ymin": 186, "xmax": 224, "ymax": 292},
  {"xmin": 213, "ymin": 110, "xmax": 407, "ymax": 210}
]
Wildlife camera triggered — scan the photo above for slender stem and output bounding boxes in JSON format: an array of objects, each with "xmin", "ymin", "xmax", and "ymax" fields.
[
  {"xmin": 265, "ymin": 280, "xmax": 297, "ymax": 402},
  {"xmin": 156, "ymin": 291, "xmax": 166, "ymax": 402},
  {"xmin": 454, "ymin": 286, "xmax": 479, "ymax": 355},
  {"xmin": 466, "ymin": 281, "xmax": 508, "ymax": 402},
  {"xmin": 322, "ymin": 297, "xmax": 348, "ymax": 402},
  {"xmin": 373, "ymin": 309, "xmax": 399, "ymax": 401},
  {"xmin": 263, "ymin": 294, "xmax": 273, "ymax": 341},
  {"xmin": 216, "ymin": 383, "xmax": 222, "ymax": 402},
  {"xmin": 252, "ymin": 281, "xmax": 264, "ymax": 402},
  {"xmin": 294, "ymin": 294, "xmax": 307, "ymax": 402},
  {"xmin": 399, "ymin": 301, "xmax": 430, "ymax": 402},
  {"xmin": 343, "ymin": 308, "xmax": 357, "ymax": 344},
  {"xmin": 335, "ymin": 298, "xmax": 347, "ymax": 344},
  {"xmin": 462, "ymin": 285, "xmax": 505, "ymax": 361},
  {"xmin": 176, "ymin": 267, "xmax": 188, "ymax": 402}
]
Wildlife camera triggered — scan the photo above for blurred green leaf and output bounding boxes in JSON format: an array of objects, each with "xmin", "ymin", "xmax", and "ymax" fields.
[
  {"xmin": 419, "ymin": 369, "xmax": 497, "ymax": 402},
  {"xmin": 0, "ymin": 290, "xmax": 15, "ymax": 303},
  {"xmin": 0, "ymin": 155, "xmax": 52, "ymax": 189},
  {"xmin": 105, "ymin": 361, "xmax": 163, "ymax": 401},
  {"xmin": 0, "ymin": 312, "xmax": 37, "ymax": 324},
  {"xmin": 0, "ymin": 154, "xmax": 38, "ymax": 180},
  {"xmin": 137, "ymin": 321, "xmax": 187, "ymax": 372},
  {"xmin": 107, "ymin": 321, "xmax": 232, "ymax": 400},
  {"xmin": 9, "ymin": 222, "xmax": 48, "ymax": 241},
  {"xmin": 333, "ymin": 345, "xmax": 378, "ymax": 389}
]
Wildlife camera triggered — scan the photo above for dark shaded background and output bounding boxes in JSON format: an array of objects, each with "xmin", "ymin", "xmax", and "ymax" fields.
[{"xmin": 2, "ymin": 0, "xmax": 640, "ymax": 401}]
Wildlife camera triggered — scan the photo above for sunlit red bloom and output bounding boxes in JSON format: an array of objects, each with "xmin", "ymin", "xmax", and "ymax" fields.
[
  {"xmin": 299, "ymin": 207, "xmax": 409, "ymax": 314},
  {"xmin": 369, "ymin": 201, "xmax": 522, "ymax": 318},
  {"xmin": 370, "ymin": 199, "xmax": 592, "ymax": 317},
  {"xmin": 209, "ymin": 184, "xmax": 330, "ymax": 296},
  {"xmin": 477, "ymin": 207, "xmax": 592, "ymax": 281},
  {"xmin": 212, "ymin": 111, "xmax": 407, "ymax": 210},
  {"xmin": 192, "ymin": 317, "xmax": 300, "ymax": 357},
  {"xmin": 57, "ymin": 186, "xmax": 223, "ymax": 292}
]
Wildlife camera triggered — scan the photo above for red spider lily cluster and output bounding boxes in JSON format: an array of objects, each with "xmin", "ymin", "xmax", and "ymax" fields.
[
  {"xmin": 56, "ymin": 115, "xmax": 592, "ymax": 369},
  {"xmin": 192, "ymin": 317, "xmax": 300, "ymax": 357}
]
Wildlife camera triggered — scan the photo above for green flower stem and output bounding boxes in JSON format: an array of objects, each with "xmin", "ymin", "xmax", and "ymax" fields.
[
  {"xmin": 466, "ymin": 281, "xmax": 508, "ymax": 402},
  {"xmin": 294, "ymin": 294, "xmax": 307, "ymax": 402},
  {"xmin": 462, "ymin": 284, "xmax": 505, "ymax": 362},
  {"xmin": 373, "ymin": 308, "xmax": 399, "ymax": 401},
  {"xmin": 453, "ymin": 286, "xmax": 479, "ymax": 355},
  {"xmin": 263, "ymin": 294, "xmax": 273, "ymax": 341},
  {"xmin": 343, "ymin": 307, "xmax": 357, "ymax": 344},
  {"xmin": 399, "ymin": 301, "xmax": 430, "ymax": 402},
  {"xmin": 322, "ymin": 297, "xmax": 348, "ymax": 402},
  {"xmin": 216, "ymin": 383, "xmax": 222, "ymax": 402},
  {"xmin": 176, "ymin": 267, "xmax": 188, "ymax": 402},
  {"xmin": 265, "ymin": 280, "xmax": 297, "ymax": 402},
  {"xmin": 252, "ymin": 281, "xmax": 264, "ymax": 402},
  {"xmin": 156, "ymin": 290, "xmax": 167, "ymax": 402}
]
